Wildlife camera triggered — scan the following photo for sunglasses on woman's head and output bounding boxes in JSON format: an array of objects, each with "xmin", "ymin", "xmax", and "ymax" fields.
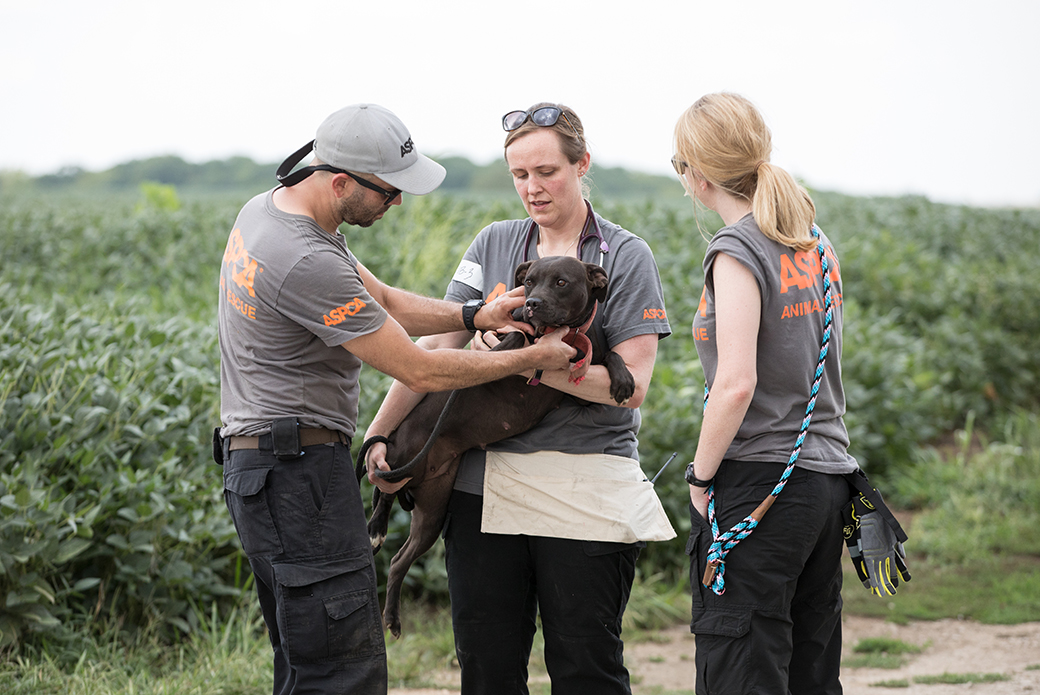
[
  {"xmin": 671, "ymin": 156, "xmax": 689, "ymax": 176},
  {"xmin": 502, "ymin": 106, "xmax": 580, "ymax": 139}
]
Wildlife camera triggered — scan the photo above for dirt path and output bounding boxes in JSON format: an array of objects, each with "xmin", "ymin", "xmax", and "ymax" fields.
[{"xmin": 390, "ymin": 616, "xmax": 1040, "ymax": 694}]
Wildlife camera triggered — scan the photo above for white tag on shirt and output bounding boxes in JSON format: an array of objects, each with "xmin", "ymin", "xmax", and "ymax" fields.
[{"xmin": 451, "ymin": 259, "xmax": 483, "ymax": 291}]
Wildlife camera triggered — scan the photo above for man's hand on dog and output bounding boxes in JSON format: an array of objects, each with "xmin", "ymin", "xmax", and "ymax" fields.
[
  {"xmin": 529, "ymin": 328, "xmax": 578, "ymax": 371},
  {"xmin": 366, "ymin": 442, "xmax": 411, "ymax": 494},
  {"xmin": 474, "ymin": 287, "xmax": 535, "ymax": 335}
]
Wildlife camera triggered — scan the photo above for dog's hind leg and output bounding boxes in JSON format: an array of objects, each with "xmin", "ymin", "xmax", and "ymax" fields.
[{"xmin": 382, "ymin": 467, "xmax": 456, "ymax": 638}]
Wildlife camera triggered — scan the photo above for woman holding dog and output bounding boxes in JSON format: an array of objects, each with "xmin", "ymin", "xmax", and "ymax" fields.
[
  {"xmin": 676, "ymin": 93, "xmax": 859, "ymax": 694},
  {"xmin": 365, "ymin": 103, "xmax": 674, "ymax": 694}
]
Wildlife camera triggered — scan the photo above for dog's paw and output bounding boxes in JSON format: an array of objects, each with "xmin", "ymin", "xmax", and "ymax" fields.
[
  {"xmin": 606, "ymin": 356, "xmax": 636, "ymax": 404},
  {"xmin": 609, "ymin": 375, "xmax": 635, "ymax": 403},
  {"xmin": 369, "ymin": 532, "xmax": 385, "ymax": 555},
  {"xmin": 385, "ymin": 609, "xmax": 403, "ymax": 639},
  {"xmin": 610, "ymin": 378, "xmax": 635, "ymax": 405}
]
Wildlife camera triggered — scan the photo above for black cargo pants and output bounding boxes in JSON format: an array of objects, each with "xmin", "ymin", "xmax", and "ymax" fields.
[
  {"xmin": 687, "ymin": 460, "xmax": 848, "ymax": 695},
  {"xmin": 444, "ymin": 490, "xmax": 641, "ymax": 695},
  {"xmin": 222, "ymin": 439, "xmax": 386, "ymax": 695}
]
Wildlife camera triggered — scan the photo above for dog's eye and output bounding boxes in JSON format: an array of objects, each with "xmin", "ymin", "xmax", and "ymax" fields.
[
  {"xmin": 556, "ymin": 279, "xmax": 567, "ymax": 287},
  {"xmin": 524, "ymin": 279, "xmax": 533, "ymax": 287}
]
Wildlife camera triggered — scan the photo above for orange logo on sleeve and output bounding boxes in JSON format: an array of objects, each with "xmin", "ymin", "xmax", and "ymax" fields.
[
  {"xmin": 324, "ymin": 298, "xmax": 368, "ymax": 326},
  {"xmin": 643, "ymin": 308, "xmax": 667, "ymax": 320}
]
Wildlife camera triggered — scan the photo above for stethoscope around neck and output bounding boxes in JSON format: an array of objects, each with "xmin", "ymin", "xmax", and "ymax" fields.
[{"xmin": 522, "ymin": 200, "xmax": 610, "ymax": 265}]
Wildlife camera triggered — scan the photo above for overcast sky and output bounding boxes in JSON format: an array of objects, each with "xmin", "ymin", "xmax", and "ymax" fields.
[{"xmin": 3, "ymin": 0, "xmax": 1037, "ymax": 207}]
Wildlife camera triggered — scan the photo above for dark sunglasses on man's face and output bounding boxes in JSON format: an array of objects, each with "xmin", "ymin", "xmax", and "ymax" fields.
[
  {"xmin": 502, "ymin": 106, "xmax": 579, "ymax": 139},
  {"xmin": 311, "ymin": 165, "xmax": 401, "ymax": 204}
]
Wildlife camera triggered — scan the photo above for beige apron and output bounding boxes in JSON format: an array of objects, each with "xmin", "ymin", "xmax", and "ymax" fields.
[{"xmin": 481, "ymin": 450, "xmax": 676, "ymax": 543}]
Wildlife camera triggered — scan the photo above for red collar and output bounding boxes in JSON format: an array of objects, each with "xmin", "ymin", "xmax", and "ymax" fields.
[{"xmin": 533, "ymin": 301, "xmax": 596, "ymax": 385}]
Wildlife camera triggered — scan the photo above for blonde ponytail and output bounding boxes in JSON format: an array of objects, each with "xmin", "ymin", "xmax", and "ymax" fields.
[
  {"xmin": 674, "ymin": 93, "xmax": 817, "ymax": 251},
  {"xmin": 753, "ymin": 162, "xmax": 817, "ymax": 252}
]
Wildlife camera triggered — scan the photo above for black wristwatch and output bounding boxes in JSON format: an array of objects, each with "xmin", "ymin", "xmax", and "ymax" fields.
[
  {"xmin": 685, "ymin": 463, "xmax": 714, "ymax": 488},
  {"xmin": 461, "ymin": 298, "xmax": 485, "ymax": 333}
]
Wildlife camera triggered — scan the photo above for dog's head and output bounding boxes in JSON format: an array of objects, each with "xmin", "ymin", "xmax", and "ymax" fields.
[{"xmin": 511, "ymin": 256, "xmax": 608, "ymax": 331}]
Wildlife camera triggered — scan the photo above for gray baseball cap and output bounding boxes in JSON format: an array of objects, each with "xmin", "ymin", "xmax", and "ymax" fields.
[{"xmin": 276, "ymin": 103, "xmax": 446, "ymax": 195}]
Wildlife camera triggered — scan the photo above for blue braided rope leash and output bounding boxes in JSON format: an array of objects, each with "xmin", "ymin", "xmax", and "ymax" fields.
[{"xmin": 701, "ymin": 225, "xmax": 834, "ymax": 595}]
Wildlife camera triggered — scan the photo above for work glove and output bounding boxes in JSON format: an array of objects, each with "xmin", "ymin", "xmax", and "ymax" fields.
[
  {"xmin": 858, "ymin": 510, "xmax": 911, "ymax": 596},
  {"xmin": 842, "ymin": 491, "xmax": 911, "ymax": 596},
  {"xmin": 841, "ymin": 494, "xmax": 871, "ymax": 588}
]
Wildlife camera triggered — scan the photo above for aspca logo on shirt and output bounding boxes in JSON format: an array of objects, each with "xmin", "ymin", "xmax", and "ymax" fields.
[
  {"xmin": 323, "ymin": 298, "xmax": 367, "ymax": 326},
  {"xmin": 643, "ymin": 308, "xmax": 667, "ymax": 320},
  {"xmin": 223, "ymin": 228, "xmax": 260, "ymax": 298}
]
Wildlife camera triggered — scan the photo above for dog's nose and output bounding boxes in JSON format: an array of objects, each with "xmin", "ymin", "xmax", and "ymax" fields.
[{"xmin": 525, "ymin": 297, "xmax": 542, "ymax": 311}]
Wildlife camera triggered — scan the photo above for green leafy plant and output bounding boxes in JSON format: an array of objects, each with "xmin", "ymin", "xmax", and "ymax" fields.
[{"xmin": 3, "ymin": 187, "xmax": 1040, "ymax": 657}]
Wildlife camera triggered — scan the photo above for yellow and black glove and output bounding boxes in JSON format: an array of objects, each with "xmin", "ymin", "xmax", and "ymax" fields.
[
  {"xmin": 842, "ymin": 490, "xmax": 911, "ymax": 595},
  {"xmin": 859, "ymin": 511, "xmax": 911, "ymax": 596}
]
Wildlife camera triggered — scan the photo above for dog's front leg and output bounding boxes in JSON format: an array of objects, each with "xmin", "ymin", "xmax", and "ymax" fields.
[{"xmin": 604, "ymin": 351, "xmax": 636, "ymax": 404}]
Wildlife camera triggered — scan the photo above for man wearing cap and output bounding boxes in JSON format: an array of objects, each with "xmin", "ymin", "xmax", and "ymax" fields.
[{"xmin": 217, "ymin": 103, "xmax": 575, "ymax": 695}]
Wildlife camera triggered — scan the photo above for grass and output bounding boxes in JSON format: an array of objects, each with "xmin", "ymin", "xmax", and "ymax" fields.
[
  {"xmin": 0, "ymin": 596, "xmax": 271, "ymax": 694},
  {"xmin": 843, "ymin": 637, "xmax": 923, "ymax": 669},
  {"xmin": 841, "ymin": 554, "xmax": 1040, "ymax": 625},
  {"xmin": 0, "ymin": 548, "xmax": 1035, "ymax": 693},
  {"xmin": 912, "ymin": 672, "xmax": 1011, "ymax": 684}
]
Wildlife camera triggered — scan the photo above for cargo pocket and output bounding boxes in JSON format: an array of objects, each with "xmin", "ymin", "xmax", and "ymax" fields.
[
  {"xmin": 686, "ymin": 504, "xmax": 713, "ymax": 615},
  {"xmin": 692, "ymin": 609, "xmax": 753, "ymax": 694},
  {"xmin": 273, "ymin": 554, "xmax": 383, "ymax": 664},
  {"xmin": 224, "ymin": 466, "xmax": 283, "ymax": 557}
]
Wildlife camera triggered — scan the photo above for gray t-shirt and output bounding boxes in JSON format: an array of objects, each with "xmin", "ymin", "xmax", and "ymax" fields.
[
  {"xmin": 447, "ymin": 207, "xmax": 672, "ymax": 492},
  {"xmin": 693, "ymin": 213, "xmax": 857, "ymax": 474},
  {"xmin": 218, "ymin": 189, "xmax": 388, "ymax": 439}
]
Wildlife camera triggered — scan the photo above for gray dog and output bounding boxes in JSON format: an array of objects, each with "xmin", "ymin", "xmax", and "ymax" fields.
[{"xmin": 357, "ymin": 255, "xmax": 634, "ymax": 637}]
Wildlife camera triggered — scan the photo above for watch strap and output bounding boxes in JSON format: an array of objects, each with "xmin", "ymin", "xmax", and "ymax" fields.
[
  {"xmin": 685, "ymin": 463, "xmax": 713, "ymax": 488},
  {"xmin": 462, "ymin": 299, "xmax": 485, "ymax": 333}
]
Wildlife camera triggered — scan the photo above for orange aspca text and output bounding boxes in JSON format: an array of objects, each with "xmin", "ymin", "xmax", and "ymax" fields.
[
  {"xmin": 779, "ymin": 247, "xmax": 841, "ymax": 294},
  {"xmin": 643, "ymin": 308, "xmax": 667, "ymax": 320},
  {"xmin": 223, "ymin": 228, "xmax": 260, "ymax": 298},
  {"xmin": 324, "ymin": 298, "xmax": 368, "ymax": 326}
]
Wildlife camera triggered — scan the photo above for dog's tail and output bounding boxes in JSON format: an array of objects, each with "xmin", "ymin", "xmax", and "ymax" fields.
[{"xmin": 375, "ymin": 389, "xmax": 461, "ymax": 483}]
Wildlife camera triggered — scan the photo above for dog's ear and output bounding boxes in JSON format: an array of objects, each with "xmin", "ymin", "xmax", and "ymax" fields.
[
  {"xmin": 586, "ymin": 263, "xmax": 609, "ymax": 303},
  {"xmin": 514, "ymin": 260, "xmax": 534, "ymax": 288}
]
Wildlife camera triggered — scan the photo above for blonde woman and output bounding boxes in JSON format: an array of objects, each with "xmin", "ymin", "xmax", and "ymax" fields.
[{"xmin": 675, "ymin": 93, "xmax": 857, "ymax": 695}]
